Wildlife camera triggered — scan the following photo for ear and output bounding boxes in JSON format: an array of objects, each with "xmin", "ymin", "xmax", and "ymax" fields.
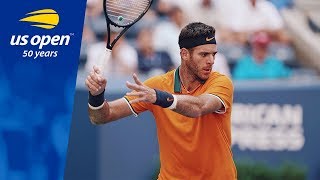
[{"xmin": 180, "ymin": 48, "xmax": 189, "ymax": 61}]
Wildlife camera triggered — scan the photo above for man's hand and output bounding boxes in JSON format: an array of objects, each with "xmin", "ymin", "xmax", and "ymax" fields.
[
  {"xmin": 126, "ymin": 73, "xmax": 157, "ymax": 104},
  {"xmin": 85, "ymin": 66, "xmax": 107, "ymax": 96}
]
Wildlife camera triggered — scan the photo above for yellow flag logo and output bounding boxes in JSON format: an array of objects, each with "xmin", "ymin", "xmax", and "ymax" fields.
[{"xmin": 19, "ymin": 9, "xmax": 59, "ymax": 29}]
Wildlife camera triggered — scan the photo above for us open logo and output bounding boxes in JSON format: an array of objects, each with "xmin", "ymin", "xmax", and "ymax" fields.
[
  {"xmin": 10, "ymin": 8, "xmax": 73, "ymax": 59},
  {"xmin": 19, "ymin": 9, "xmax": 59, "ymax": 29}
]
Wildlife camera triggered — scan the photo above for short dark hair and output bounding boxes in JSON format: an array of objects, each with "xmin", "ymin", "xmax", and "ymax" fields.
[{"xmin": 178, "ymin": 22, "xmax": 216, "ymax": 48}]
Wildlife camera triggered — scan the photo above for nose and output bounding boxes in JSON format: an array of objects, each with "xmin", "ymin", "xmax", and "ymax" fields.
[{"xmin": 207, "ymin": 54, "xmax": 215, "ymax": 65}]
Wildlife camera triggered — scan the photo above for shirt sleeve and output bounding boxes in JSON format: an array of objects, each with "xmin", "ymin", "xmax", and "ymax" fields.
[
  {"xmin": 123, "ymin": 77, "xmax": 157, "ymax": 115},
  {"xmin": 204, "ymin": 75, "xmax": 234, "ymax": 113}
]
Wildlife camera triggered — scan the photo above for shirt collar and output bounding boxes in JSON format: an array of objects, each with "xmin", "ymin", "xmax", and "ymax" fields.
[
  {"xmin": 174, "ymin": 67, "xmax": 182, "ymax": 93},
  {"xmin": 173, "ymin": 66, "xmax": 208, "ymax": 93}
]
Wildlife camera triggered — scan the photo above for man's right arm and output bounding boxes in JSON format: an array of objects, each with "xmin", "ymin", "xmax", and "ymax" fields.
[
  {"xmin": 85, "ymin": 66, "xmax": 134, "ymax": 125},
  {"xmin": 88, "ymin": 98, "xmax": 133, "ymax": 125}
]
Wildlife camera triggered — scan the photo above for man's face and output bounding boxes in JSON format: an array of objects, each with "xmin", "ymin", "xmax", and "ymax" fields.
[{"xmin": 185, "ymin": 44, "xmax": 217, "ymax": 81}]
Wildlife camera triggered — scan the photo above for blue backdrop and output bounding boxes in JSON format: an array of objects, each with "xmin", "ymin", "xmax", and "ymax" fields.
[{"xmin": 0, "ymin": 1, "xmax": 86, "ymax": 179}]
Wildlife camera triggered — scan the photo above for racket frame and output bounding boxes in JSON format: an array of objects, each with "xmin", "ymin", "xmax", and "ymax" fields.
[{"xmin": 102, "ymin": 0, "xmax": 153, "ymax": 49}]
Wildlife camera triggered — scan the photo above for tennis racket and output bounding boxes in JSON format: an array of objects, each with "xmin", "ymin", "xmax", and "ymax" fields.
[{"xmin": 96, "ymin": 0, "xmax": 153, "ymax": 75}]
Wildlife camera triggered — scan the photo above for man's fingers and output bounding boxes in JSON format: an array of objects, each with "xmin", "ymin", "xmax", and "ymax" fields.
[
  {"xmin": 85, "ymin": 79, "xmax": 99, "ymax": 92},
  {"xmin": 132, "ymin": 73, "xmax": 143, "ymax": 85},
  {"xmin": 92, "ymin": 66, "xmax": 106, "ymax": 84},
  {"xmin": 87, "ymin": 75, "xmax": 102, "ymax": 90},
  {"xmin": 90, "ymin": 71, "xmax": 99, "ymax": 82},
  {"xmin": 126, "ymin": 91, "xmax": 146, "ymax": 97},
  {"xmin": 93, "ymin": 65, "xmax": 101, "ymax": 75},
  {"xmin": 129, "ymin": 97, "xmax": 145, "ymax": 104},
  {"xmin": 90, "ymin": 71, "xmax": 105, "ymax": 85},
  {"xmin": 98, "ymin": 77, "xmax": 107, "ymax": 84},
  {"xmin": 126, "ymin": 81, "xmax": 145, "ymax": 91}
]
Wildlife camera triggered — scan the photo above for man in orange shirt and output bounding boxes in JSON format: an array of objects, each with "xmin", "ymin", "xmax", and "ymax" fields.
[{"xmin": 85, "ymin": 22, "xmax": 237, "ymax": 179}]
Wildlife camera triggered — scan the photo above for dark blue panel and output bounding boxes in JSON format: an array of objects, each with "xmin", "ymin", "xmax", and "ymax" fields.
[{"xmin": 0, "ymin": 1, "xmax": 86, "ymax": 179}]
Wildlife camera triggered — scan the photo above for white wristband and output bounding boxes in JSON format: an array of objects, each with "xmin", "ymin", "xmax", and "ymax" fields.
[
  {"xmin": 167, "ymin": 95, "xmax": 177, "ymax": 110},
  {"xmin": 88, "ymin": 102, "xmax": 105, "ymax": 110}
]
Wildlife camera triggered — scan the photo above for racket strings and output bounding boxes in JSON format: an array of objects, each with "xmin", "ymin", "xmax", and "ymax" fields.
[
  {"xmin": 106, "ymin": 3, "xmax": 146, "ymax": 17},
  {"xmin": 106, "ymin": 7, "xmax": 140, "ymax": 20},
  {"xmin": 108, "ymin": 0, "xmax": 149, "ymax": 9},
  {"xmin": 106, "ymin": 1, "xmax": 149, "ymax": 11},
  {"xmin": 106, "ymin": 0, "xmax": 150, "ymax": 25},
  {"xmin": 106, "ymin": 2, "xmax": 149, "ymax": 17}
]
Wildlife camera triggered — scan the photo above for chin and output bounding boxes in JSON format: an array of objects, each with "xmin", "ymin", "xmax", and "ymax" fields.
[
  {"xmin": 203, "ymin": 72, "xmax": 212, "ymax": 78},
  {"xmin": 198, "ymin": 74, "xmax": 210, "ymax": 82}
]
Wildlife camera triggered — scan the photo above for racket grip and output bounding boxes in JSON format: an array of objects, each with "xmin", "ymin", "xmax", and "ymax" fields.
[{"xmin": 96, "ymin": 48, "xmax": 112, "ymax": 76}]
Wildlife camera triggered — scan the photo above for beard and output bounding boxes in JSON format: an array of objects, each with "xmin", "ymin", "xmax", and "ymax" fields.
[{"xmin": 186, "ymin": 57, "xmax": 210, "ymax": 83}]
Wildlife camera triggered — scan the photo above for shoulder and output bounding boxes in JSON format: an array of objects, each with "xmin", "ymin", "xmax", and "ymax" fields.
[
  {"xmin": 206, "ymin": 72, "xmax": 234, "ymax": 89},
  {"xmin": 144, "ymin": 69, "xmax": 175, "ymax": 88},
  {"xmin": 209, "ymin": 72, "xmax": 233, "ymax": 82}
]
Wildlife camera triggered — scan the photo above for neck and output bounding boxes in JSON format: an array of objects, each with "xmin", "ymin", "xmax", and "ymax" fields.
[{"xmin": 179, "ymin": 65, "xmax": 202, "ymax": 92}]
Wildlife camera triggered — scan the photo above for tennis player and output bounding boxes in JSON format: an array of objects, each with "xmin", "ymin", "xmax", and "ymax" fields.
[{"xmin": 85, "ymin": 22, "xmax": 237, "ymax": 180}]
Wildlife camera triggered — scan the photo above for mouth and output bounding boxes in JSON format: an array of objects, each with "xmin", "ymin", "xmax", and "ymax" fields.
[{"xmin": 202, "ymin": 68, "xmax": 212, "ymax": 74}]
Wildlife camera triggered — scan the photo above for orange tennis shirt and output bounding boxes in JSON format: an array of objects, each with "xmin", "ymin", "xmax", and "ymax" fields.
[{"xmin": 125, "ymin": 68, "xmax": 237, "ymax": 180}]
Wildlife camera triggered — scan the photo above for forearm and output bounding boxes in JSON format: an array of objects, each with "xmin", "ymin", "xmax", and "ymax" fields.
[
  {"xmin": 88, "ymin": 90, "xmax": 112, "ymax": 125},
  {"xmin": 152, "ymin": 90, "xmax": 221, "ymax": 118},
  {"xmin": 172, "ymin": 95, "xmax": 204, "ymax": 118},
  {"xmin": 88, "ymin": 101, "xmax": 111, "ymax": 125},
  {"xmin": 86, "ymin": 69, "xmax": 134, "ymax": 124}
]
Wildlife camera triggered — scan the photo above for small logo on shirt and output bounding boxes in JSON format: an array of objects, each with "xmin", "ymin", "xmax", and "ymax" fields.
[{"xmin": 206, "ymin": 37, "xmax": 214, "ymax": 41}]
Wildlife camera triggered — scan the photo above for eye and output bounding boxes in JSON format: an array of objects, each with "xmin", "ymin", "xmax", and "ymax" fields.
[
  {"xmin": 213, "ymin": 52, "xmax": 217, "ymax": 56},
  {"xmin": 200, "ymin": 53, "xmax": 207, "ymax": 57}
]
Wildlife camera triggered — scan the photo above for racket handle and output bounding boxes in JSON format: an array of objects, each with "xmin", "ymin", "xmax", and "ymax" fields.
[{"xmin": 96, "ymin": 48, "xmax": 112, "ymax": 76}]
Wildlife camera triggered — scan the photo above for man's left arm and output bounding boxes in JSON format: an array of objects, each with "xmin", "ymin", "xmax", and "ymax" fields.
[
  {"xmin": 172, "ymin": 94, "xmax": 223, "ymax": 118},
  {"xmin": 175, "ymin": 76, "xmax": 234, "ymax": 117},
  {"xmin": 126, "ymin": 74, "xmax": 232, "ymax": 118}
]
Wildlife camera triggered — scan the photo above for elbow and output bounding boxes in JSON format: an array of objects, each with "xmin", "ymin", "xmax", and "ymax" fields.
[
  {"xmin": 89, "ymin": 118, "xmax": 106, "ymax": 125},
  {"xmin": 89, "ymin": 117, "xmax": 113, "ymax": 125},
  {"xmin": 88, "ymin": 110, "xmax": 112, "ymax": 125}
]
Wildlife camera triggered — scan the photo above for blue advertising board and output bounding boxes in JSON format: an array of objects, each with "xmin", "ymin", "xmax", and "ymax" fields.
[{"xmin": 0, "ymin": 1, "xmax": 86, "ymax": 179}]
